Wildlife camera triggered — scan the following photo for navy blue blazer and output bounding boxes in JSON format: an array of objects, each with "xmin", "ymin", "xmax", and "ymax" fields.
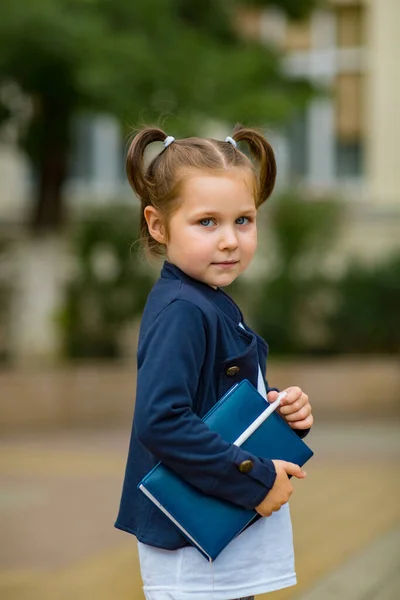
[{"xmin": 115, "ymin": 260, "xmax": 309, "ymax": 550}]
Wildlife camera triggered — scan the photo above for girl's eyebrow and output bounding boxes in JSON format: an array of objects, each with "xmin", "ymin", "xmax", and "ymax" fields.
[{"xmin": 191, "ymin": 208, "xmax": 257, "ymax": 219}]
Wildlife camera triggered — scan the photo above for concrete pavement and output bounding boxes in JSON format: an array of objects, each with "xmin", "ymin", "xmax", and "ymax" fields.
[
  {"xmin": 1, "ymin": 422, "xmax": 399, "ymax": 600},
  {"xmin": 295, "ymin": 525, "xmax": 400, "ymax": 600}
]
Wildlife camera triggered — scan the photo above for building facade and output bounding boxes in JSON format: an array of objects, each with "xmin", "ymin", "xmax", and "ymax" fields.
[
  {"xmin": 238, "ymin": 0, "xmax": 399, "ymax": 263},
  {"xmin": 0, "ymin": 0, "xmax": 398, "ymax": 362},
  {"xmin": 1, "ymin": 0, "xmax": 399, "ymax": 253}
]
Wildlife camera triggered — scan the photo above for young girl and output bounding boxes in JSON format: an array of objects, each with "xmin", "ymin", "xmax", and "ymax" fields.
[{"xmin": 115, "ymin": 125, "xmax": 313, "ymax": 600}]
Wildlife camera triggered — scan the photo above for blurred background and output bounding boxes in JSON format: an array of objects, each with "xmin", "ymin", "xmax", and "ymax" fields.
[{"xmin": 0, "ymin": 1, "xmax": 399, "ymax": 599}]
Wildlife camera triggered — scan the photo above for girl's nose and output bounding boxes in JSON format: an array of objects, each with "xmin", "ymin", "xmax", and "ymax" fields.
[{"xmin": 218, "ymin": 227, "xmax": 239, "ymax": 251}]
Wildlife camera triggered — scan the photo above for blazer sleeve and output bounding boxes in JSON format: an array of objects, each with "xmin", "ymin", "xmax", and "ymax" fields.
[{"xmin": 134, "ymin": 299, "xmax": 277, "ymax": 510}]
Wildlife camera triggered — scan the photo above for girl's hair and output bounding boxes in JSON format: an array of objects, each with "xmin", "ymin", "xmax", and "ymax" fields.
[{"xmin": 126, "ymin": 124, "xmax": 276, "ymax": 257}]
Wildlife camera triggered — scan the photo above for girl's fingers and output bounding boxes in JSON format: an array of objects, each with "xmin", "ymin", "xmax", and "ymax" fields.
[
  {"xmin": 279, "ymin": 394, "xmax": 309, "ymax": 415},
  {"xmin": 288, "ymin": 414, "xmax": 314, "ymax": 429},
  {"xmin": 280, "ymin": 387, "xmax": 302, "ymax": 405},
  {"xmin": 275, "ymin": 388, "xmax": 313, "ymax": 429},
  {"xmin": 280, "ymin": 404, "xmax": 312, "ymax": 422},
  {"xmin": 267, "ymin": 391, "xmax": 280, "ymax": 403}
]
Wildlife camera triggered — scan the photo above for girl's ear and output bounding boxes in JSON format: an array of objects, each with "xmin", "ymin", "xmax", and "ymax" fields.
[{"xmin": 144, "ymin": 206, "xmax": 167, "ymax": 245}]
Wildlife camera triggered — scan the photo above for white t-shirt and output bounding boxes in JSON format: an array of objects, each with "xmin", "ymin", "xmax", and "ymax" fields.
[{"xmin": 137, "ymin": 333, "xmax": 296, "ymax": 600}]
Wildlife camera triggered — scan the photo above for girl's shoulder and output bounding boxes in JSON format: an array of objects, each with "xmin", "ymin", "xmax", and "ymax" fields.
[
  {"xmin": 146, "ymin": 276, "xmax": 220, "ymax": 318},
  {"xmin": 139, "ymin": 277, "xmax": 218, "ymax": 337}
]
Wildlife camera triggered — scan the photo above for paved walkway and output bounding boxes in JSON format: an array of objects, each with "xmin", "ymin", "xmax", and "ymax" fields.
[
  {"xmin": 296, "ymin": 525, "xmax": 400, "ymax": 600},
  {"xmin": 1, "ymin": 422, "xmax": 399, "ymax": 600}
]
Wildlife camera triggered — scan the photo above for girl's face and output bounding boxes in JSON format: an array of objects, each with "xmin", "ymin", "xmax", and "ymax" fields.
[{"xmin": 147, "ymin": 169, "xmax": 258, "ymax": 288}]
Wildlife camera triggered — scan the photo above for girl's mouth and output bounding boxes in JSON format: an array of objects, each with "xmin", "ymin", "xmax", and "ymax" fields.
[{"xmin": 213, "ymin": 261, "xmax": 239, "ymax": 269}]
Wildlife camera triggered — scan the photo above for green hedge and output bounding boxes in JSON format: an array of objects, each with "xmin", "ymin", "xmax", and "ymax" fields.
[
  {"xmin": 59, "ymin": 195, "xmax": 400, "ymax": 358},
  {"xmin": 240, "ymin": 191, "xmax": 400, "ymax": 355},
  {"xmin": 58, "ymin": 205, "xmax": 154, "ymax": 358},
  {"xmin": 328, "ymin": 253, "xmax": 400, "ymax": 354},
  {"xmin": 246, "ymin": 190, "xmax": 342, "ymax": 355}
]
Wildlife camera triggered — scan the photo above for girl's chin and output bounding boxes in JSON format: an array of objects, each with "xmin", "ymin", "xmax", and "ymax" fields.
[{"xmin": 205, "ymin": 274, "xmax": 238, "ymax": 288}]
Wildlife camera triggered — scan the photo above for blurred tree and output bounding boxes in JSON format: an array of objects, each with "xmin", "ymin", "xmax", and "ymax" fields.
[
  {"xmin": 0, "ymin": 236, "xmax": 13, "ymax": 362},
  {"xmin": 58, "ymin": 204, "xmax": 154, "ymax": 358},
  {"xmin": 240, "ymin": 0, "xmax": 321, "ymax": 20},
  {"xmin": 249, "ymin": 190, "xmax": 343, "ymax": 354},
  {"xmin": 0, "ymin": 0, "xmax": 319, "ymax": 233},
  {"xmin": 328, "ymin": 253, "xmax": 400, "ymax": 354}
]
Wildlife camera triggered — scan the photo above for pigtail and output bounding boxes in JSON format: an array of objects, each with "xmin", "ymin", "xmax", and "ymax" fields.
[
  {"xmin": 126, "ymin": 127, "xmax": 167, "ymax": 200},
  {"xmin": 232, "ymin": 125, "xmax": 277, "ymax": 206},
  {"xmin": 125, "ymin": 127, "xmax": 169, "ymax": 258}
]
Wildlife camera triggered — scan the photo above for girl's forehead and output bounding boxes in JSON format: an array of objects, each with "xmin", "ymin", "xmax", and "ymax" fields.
[
  {"xmin": 177, "ymin": 169, "xmax": 256, "ymax": 210},
  {"xmin": 178, "ymin": 166, "xmax": 254, "ymax": 186}
]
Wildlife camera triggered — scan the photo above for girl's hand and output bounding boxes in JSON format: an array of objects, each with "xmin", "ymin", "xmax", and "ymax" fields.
[
  {"xmin": 267, "ymin": 387, "xmax": 313, "ymax": 430},
  {"xmin": 255, "ymin": 459, "xmax": 307, "ymax": 517}
]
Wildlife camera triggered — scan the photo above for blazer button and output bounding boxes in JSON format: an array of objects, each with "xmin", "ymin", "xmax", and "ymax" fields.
[
  {"xmin": 226, "ymin": 365, "xmax": 240, "ymax": 376},
  {"xmin": 238, "ymin": 460, "xmax": 254, "ymax": 473}
]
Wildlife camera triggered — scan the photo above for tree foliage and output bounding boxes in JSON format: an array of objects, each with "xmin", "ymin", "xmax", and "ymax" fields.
[
  {"xmin": 0, "ymin": 0, "xmax": 319, "ymax": 231},
  {"xmin": 328, "ymin": 254, "xmax": 400, "ymax": 354},
  {"xmin": 239, "ymin": 0, "xmax": 322, "ymax": 20},
  {"xmin": 57, "ymin": 204, "xmax": 154, "ymax": 358},
  {"xmin": 249, "ymin": 191, "xmax": 343, "ymax": 354}
]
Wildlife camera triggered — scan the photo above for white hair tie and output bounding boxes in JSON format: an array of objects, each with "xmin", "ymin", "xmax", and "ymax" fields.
[
  {"xmin": 225, "ymin": 136, "xmax": 237, "ymax": 148},
  {"xmin": 164, "ymin": 136, "xmax": 175, "ymax": 148}
]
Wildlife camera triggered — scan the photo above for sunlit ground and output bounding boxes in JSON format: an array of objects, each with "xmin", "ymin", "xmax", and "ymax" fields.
[{"xmin": 1, "ymin": 422, "xmax": 399, "ymax": 600}]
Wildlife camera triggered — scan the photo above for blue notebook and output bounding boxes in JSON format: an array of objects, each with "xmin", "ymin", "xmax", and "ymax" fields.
[{"xmin": 138, "ymin": 379, "xmax": 313, "ymax": 562}]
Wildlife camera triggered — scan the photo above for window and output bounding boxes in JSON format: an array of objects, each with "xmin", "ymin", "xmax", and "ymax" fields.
[
  {"xmin": 335, "ymin": 73, "xmax": 364, "ymax": 177},
  {"xmin": 284, "ymin": 19, "xmax": 312, "ymax": 52},
  {"xmin": 286, "ymin": 110, "xmax": 309, "ymax": 181},
  {"xmin": 336, "ymin": 139, "xmax": 363, "ymax": 177},
  {"xmin": 68, "ymin": 114, "xmax": 94, "ymax": 182},
  {"xmin": 336, "ymin": 4, "xmax": 364, "ymax": 48}
]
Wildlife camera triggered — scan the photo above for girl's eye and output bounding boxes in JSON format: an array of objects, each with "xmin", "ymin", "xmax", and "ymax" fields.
[
  {"xmin": 199, "ymin": 218, "xmax": 215, "ymax": 227},
  {"xmin": 236, "ymin": 216, "xmax": 251, "ymax": 225}
]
